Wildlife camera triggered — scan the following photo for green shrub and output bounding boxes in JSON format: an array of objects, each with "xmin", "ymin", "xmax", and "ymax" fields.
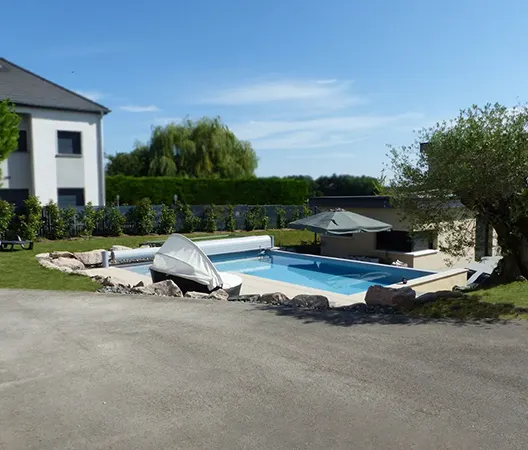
[
  {"xmin": 18, "ymin": 196, "xmax": 42, "ymax": 240},
  {"xmin": 291, "ymin": 207, "xmax": 301, "ymax": 222},
  {"xmin": 302, "ymin": 203, "xmax": 312, "ymax": 217},
  {"xmin": 45, "ymin": 201, "xmax": 65, "ymax": 240},
  {"xmin": 0, "ymin": 199, "xmax": 14, "ymax": 238},
  {"xmin": 244, "ymin": 206, "xmax": 268, "ymax": 231},
  {"xmin": 77, "ymin": 202, "xmax": 101, "ymax": 237},
  {"xmin": 224, "ymin": 205, "xmax": 236, "ymax": 232},
  {"xmin": 158, "ymin": 204, "xmax": 176, "ymax": 234},
  {"xmin": 202, "ymin": 205, "xmax": 218, "ymax": 233},
  {"xmin": 127, "ymin": 198, "xmax": 156, "ymax": 235},
  {"xmin": 258, "ymin": 206, "xmax": 269, "ymax": 230},
  {"xmin": 276, "ymin": 207, "xmax": 286, "ymax": 229},
  {"xmin": 60, "ymin": 206, "xmax": 77, "ymax": 237},
  {"xmin": 178, "ymin": 202, "xmax": 200, "ymax": 233},
  {"xmin": 103, "ymin": 206, "xmax": 126, "ymax": 236},
  {"xmin": 106, "ymin": 176, "xmax": 311, "ymax": 205}
]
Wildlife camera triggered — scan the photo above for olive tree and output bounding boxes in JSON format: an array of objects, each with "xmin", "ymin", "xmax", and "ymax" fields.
[
  {"xmin": 0, "ymin": 99, "xmax": 20, "ymax": 186},
  {"xmin": 387, "ymin": 103, "xmax": 528, "ymax": 283}
]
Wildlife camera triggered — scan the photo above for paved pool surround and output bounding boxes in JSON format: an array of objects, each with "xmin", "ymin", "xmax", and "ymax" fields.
[{"xmin": 89, "ymin": 249, "xmax": 468, "ymax": 308}]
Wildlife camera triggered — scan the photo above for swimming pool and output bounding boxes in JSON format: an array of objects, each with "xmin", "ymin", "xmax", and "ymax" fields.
[{"xmin": 124, "ymin": 249, "xmax": 434, "ymax": 296}]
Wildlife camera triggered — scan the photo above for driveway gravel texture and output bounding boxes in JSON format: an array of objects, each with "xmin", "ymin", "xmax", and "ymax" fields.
[{"xmin": 1, "ymin": 289, "xmax": 527, "ymax": 450}]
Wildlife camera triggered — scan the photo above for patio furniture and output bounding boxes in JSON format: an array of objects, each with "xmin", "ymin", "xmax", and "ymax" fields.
[
  {"xmin": 289, "ymin": 209, "xmax": 392, "ymax": 235},
  {"xmin": 150, "ymin": 234, "xmax": 242, "ymax": 296},
  {"xmin": 0, "ymin": 233, "xmax": 34, "ymax": 251}
]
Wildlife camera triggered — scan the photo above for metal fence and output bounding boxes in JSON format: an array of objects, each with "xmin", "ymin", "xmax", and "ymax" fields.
[{"xmin": 39, "ymin": 204, "xmax": 312, "ymax": 239}]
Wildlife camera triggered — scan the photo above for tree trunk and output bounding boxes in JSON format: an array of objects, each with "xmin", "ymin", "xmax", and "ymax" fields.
[{"xmin": 489, "ymin": 219, "xmax": 528, "ymax": 283}]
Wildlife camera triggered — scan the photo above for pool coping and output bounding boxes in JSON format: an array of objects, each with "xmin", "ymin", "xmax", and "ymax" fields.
[{"xmin": 92, "ymin": 245, "xmax": 468, "ymax": 308}]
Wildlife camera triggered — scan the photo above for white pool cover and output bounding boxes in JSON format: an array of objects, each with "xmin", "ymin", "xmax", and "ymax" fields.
[{"xmin": 152, "ymin": 234, "xmax": 223, "ymax": 290}]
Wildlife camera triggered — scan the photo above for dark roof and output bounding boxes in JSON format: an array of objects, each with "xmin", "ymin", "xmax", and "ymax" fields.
[
  {"xmin": 309, "ymin": 195, "xmax": 464, "ymax": 210},
  {"xmin": 0, "ymin": 58, "xmax": 110, "ymax": 114},
  {"xmin": 309, "ymin": 196, "xmax": 393, "ymax": 209}
]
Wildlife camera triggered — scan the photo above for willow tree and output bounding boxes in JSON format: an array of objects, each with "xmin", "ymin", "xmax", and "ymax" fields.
[
  {"xmin": 106, "ymin": 117, "xmax": 258, "ymax": 179},
  {"xmin": 388, "ymin": 103, "xmax": 528, "ymax": 282}
]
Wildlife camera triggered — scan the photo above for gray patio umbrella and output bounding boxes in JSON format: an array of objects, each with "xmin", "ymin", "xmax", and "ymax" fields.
[{"xmin": 288, "ymin": 209, "xmax": 392, "ymax": 235}]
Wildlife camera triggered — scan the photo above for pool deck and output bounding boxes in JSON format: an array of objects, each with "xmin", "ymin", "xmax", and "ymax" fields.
[{"xmin": 85, "ymin": 267, "xmax": 364, "ymax": 307}]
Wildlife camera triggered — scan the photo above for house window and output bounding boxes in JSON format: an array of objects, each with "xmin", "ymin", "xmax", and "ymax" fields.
[
  {"xmin": 57, "ymin": 131, "xmax": 81, "ymax": 155},
  {"xmin": 58, "ymin": 188, "xmax": 84, "ymax": 208},
  {"xmin": 17, "ymin": 130, "xmax": 28, "ymax": 152},
  {"xmin": 376, "ymin": 231, "xmax": 413, "ymax": 252}
]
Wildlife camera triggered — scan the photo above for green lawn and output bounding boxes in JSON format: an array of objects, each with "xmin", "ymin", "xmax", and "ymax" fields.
[
  {"xmin": 0, "ymin": 230, "xmax": 313, "ymax": 292},
  {"xmin": 409, "ymin": 282, "xmax": 528, "ymax": 320}
]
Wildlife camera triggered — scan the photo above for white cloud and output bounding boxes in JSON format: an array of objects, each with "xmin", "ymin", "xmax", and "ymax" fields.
[
  {"xmin": 120, "ymin": 105, "xmax": 160, "ymax": 113},
  {"xmin": 232, "ymin": 113, "xmax": 423, "ymax": 144},
  {"xmin": 75, "ymin": 90, "xmax": 105, "ymax": 102},
  {"xmin": 203, "ymin": 79, "xmax": 362, "ymax": 109}
]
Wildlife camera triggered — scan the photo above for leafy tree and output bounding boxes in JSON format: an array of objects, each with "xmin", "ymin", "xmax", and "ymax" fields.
[
  {"xmin": 105, "ymin": 117, "xmax": 258, "ymax": 179},
  {"xmin": 276, "ymin": 207, "xmax": 286, "ymax": 229},
  {"xmin": 0, "ymin": 99, "xmax": 21, "ymax": 186},
  {"xmin": 178, "ymin": 202, "xmax": 200, "ymax": 233},
  {"xmin": 224, "ymin": 205, "xmax": 236, "ymax": 232},
  {"xmin": 106, "ymin": 143, "xmax": 150, "ymax": 177},
  {"xmin": 314, "ymin": 174, "xmax": 377, "ymax": 197},
  {"xmin": 202, "ymin": 205, "xmax": 218, "ymax": 233},
  {"xmin": 103, "ymin": 206, "xmax": 126, "ymax": 236},
  {"xmin": 0, "ymin": 199, "xmax": 14, "ymax": 237},
  {"xmin": 158, "ymin": 204, "xmax": 176, "ymax": 234},
  {"xmin": 127, "ymin": 198, "xmax": 155, "ymax": 235},
  {"xmin": 388, "ymin": 103, "xmax": 528, "ymax": 283},
  {"xmin": 60, "ymin": 206, "xmax": 77, "ymax": 237},
  {"xmin": 45, "ymin": 201, "xmax": 66, "ymax": 240},
  {"xmin": 77, "ymin": 202, "xmax": 101, "ymax": 237},
  {"xmin": 18, "ymin": 196, "xmax": 42, "ymax": 240}
]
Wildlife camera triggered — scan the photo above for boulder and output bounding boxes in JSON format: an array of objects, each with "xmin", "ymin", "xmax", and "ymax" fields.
[
  {"xmin": 184, "ymin": 289, "xmax": 229, "ymax": 300},
  {"xmin": 184, "ymin": 291, "xmax": 210, "ymax": 299},
  {"xmin": 50, "ymin": 251, "xmax": 76, "ymax": 259},
  {"xmin": 415, "ymin": 290, "xmax": 465, "ymax": 305},
  {"xmin": 209, "ymin": 289, "xmax": 229, "ymax": 301},
  {"xmin": 137, "ymin": 279, "xmax": 183, "ymax": 297},
  {"xmin": 52, "ymin": 257, "xmax": 85, "ymax": 271},
  {"xmin": 73, "ymin": 250, "xmax": 105, "ymax": 267},
  {"xmin": 365, "ymin": 285, "xmax": 416, "ymax": 308},
  {"xmin": 290, "ymin": 294, "xmax": 330, "ymax": 309},
  {"xmin": 228, "ymin": 294, "xmax": 261, "ymax": 303},
  {"xmin": 110, "ymin": 245, "xmax": 132, "ymax": 252},
  {"xmin": 38, "ymin": 258, "xmax": 73, "ymax": 274},
  {"xmin": 93, "ymin": 276, "xmax": 120, "ymax": 287},
  {"xmin": 259, "ymin": 292, "xmax": 290, "ymax": 305}
]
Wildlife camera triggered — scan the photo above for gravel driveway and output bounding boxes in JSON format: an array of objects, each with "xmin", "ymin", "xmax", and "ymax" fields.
[{"xmin": 1, "ymin": 290, "xmax": 527, "ymax": 449}]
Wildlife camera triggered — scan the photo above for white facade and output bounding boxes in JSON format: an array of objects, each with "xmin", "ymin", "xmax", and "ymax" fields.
[{"xmin": 0, "ymin": 106, "xmax": 105, "ymax": 206}]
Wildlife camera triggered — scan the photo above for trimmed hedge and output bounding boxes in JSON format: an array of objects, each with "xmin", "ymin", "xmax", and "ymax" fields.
[{"xmin": 106, "ymin": 176, "xmax": 311, "ymax": 205}]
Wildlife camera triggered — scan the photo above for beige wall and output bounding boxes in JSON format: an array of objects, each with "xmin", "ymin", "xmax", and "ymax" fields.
[{"xmin": 319, "ymin": 208, "xmax": 478, "ymax": 271}]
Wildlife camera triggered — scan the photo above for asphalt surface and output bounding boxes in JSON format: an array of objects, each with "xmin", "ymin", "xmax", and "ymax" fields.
[{"xmin": 1, "ymin": 290, "xmax": 527, "ymax": 450}]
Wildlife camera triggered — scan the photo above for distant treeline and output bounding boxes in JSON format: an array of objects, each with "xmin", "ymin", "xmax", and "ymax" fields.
[{"xmin": 285, "ymin": 174, "xmax": 378, "ymax": 197}]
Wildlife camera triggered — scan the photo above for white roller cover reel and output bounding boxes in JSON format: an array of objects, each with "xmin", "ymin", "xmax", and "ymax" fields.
[
  {"xmin": 198, "ymin": 235, "xmax": 273, "ymax": 256},
  {"xmin": 112, "ymin": 246, "xmax": 159, "ymax": 263}
]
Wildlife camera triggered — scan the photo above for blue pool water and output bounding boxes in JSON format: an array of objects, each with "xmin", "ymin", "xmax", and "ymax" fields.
[{"xmin": 124, "ymin": 250, "xmax": 434, "ymax": 296}]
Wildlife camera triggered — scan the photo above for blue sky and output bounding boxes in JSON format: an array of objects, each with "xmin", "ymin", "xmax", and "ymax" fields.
[{"xmin": 3, "ymin": 0, "xmax": 528, "ymax": 177}]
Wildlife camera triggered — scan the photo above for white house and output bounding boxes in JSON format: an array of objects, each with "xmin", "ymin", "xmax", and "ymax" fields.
[{"xmin": 0, "ymin": 57, "xmax": 110, "ymax": 208}]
